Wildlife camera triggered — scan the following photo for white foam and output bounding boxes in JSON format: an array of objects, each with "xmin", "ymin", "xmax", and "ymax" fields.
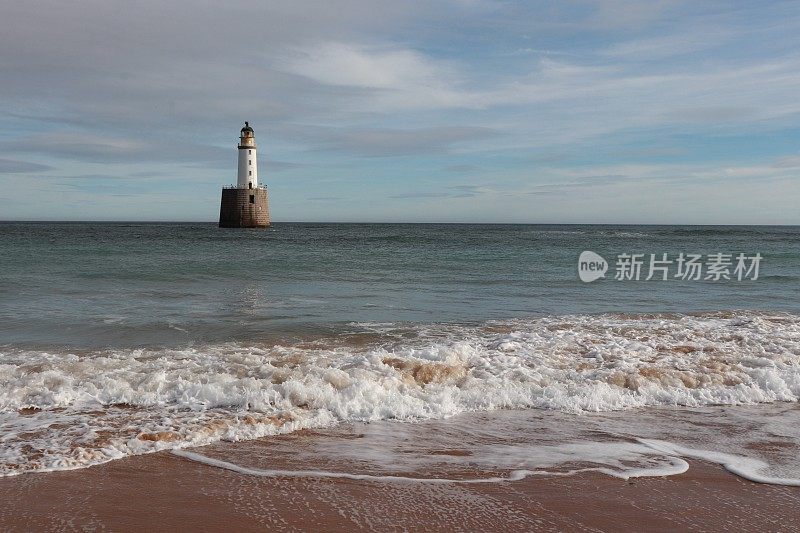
[
  {"xmin": 1, "ymin": 311, "xmax": 799, "ymax": 476},
  {"xmin": 174, "ymin": 436, "xmax": 800, "ymax": 486},
  {"xmin": 467, "ymin": 441, "xmax": 692, "ymax": 480},
  {"xmin": 170, "ymin": 442, "xmax": 689, "ymax": 484},
  {"xmin": 172, "ymin": 449, "xmax": 535, "ymax": 484},
  {"xmin": 173, "ymin": 448, "xmax": 687, "ymax": 485},
  {"xmin": 637, "ymin": 439, "xmax": 800, "ymax": 486}
]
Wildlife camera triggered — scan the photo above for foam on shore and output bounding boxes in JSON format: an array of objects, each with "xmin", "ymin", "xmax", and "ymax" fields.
[
  {"xmin": 637, "ymin": 439, "xmax": 800, "ymax": 486},
  {"xmin": 173, "ymin": 438, "xmax": 800, "ymax": 486},
  {"xmin": 172, "ymin": 444, "xmax": 693, "ymax": 483}
]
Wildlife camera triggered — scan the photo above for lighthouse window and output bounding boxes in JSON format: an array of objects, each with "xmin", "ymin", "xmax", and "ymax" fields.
[
  {"xmin": 248, "ymin": 150, "xmax": 252, "ymax": 155},
  {"xmin": 249, "ymin": 160, "xmax": 252, "ymax": 165},
  {"xmin": 248, "ymin": 170, "xmax": 252, "ymax": 176},
  {"xmin": 249, "ymin": 195, "xmax": 255, "ymax": 204}
]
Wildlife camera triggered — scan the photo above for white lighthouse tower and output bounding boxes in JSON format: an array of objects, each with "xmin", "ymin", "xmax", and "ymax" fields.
[
  {"xmin": 219, "ymin": 121, "xmax": 270, "ymax": 228},
  {"xmin": 237, "ymin": 121, "xmax": 258, "ymax": 189}
]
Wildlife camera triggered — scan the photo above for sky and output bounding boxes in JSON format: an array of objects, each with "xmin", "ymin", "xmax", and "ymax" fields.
[{"xmin": 1, "ymin": 0, "xmax": 799, "ymax": 224}]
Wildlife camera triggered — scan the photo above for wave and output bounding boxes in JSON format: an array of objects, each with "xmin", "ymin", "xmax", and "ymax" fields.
[{"xmin": 1, "ymin": 310, "xmax": 799, "ymax": 476}]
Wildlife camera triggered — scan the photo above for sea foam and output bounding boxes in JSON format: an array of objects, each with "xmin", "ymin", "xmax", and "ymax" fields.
[
  {"xmin": 1, "ymin": 311, "xmax": 799, "ymax": 476},
  {"xmin": 172, "ymin": 438, "xmax": 800, "ymax": 486}
]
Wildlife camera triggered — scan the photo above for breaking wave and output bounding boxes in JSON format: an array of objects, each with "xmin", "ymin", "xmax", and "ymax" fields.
[{"xmin": 1, "ymin": 311, "xmax": 799, "ymax": 476}]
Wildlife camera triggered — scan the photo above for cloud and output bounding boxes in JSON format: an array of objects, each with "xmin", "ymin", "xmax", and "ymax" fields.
[
  {"xmin": 281, "ymin": 41, "xmax": 471, "ymax": 110},
  {"xmin": 264, "ymin": 160, "xmax": 304, "ymax": 172},
  {"xmin": 389, "ymin": 184, "xmax": 491, "ymax": 200},
  {"xmin": 0, "ymin": 2, "xmax": 466, "ymax": 129},
  {"xmin": 519, "ymin": 159, "xmax": 799, "ymax": 197},
  {"xmin": 600, "ymin": 27, "xmax": 731, "ymax": 60},
  {"xmin": 50, "ymin": 172, "xmax": 173, "ymax": 182},
  {"xmin": 389, "ymin": 192, "xmax": 452, "ymax": 199},
  {"xmin": 773, "ymin": 155, "xmax": 800, "ymax": 169},
  {"xmin": 286, "ymin": 43, "xmax": 443, "ymax": 90},
  {"xmin": 445, "ymin": 164, "xmax": 480, "ymax": 173},
  {"xmin": 663, "ymin": 106, "xmax": 756, "ymax": 123},
  {"xmin": 0, "ymin": 159, "xmax": 52, "ymax": 173},
  {"xmin": 313, "ymin": 126, "xmax": 499, "ymax": 156},
  {"xmin": 589, "ymin": 0, "xmax": 681, "ymax": 30},
  {"xmin": 446, "ymin": 184, "xmax": 490, "ymax": 196},
  {"xmin": 523, "ymin": 173, "xmax": 639, "ymax": 195},
  {"xmin": 4, "ymin": 2, "xmax": 799, "ymax": 152},
  {"xmin": 53, "ymin": 175, "xmax": 154, "ymax": 196},
  {"xmin": 0, "ymin": 133, "xmax": 231, "ymax": 166}
]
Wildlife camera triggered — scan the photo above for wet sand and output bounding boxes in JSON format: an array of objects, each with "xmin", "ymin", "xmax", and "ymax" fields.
[{"xmin": 1, "ymin": 448, "xmax": 798, "ymax": 532}]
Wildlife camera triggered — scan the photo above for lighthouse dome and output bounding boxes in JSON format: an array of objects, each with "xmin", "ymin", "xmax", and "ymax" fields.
[{"xmin": 241, "ymin": 121, "xmax": 254, "ymax": 134}]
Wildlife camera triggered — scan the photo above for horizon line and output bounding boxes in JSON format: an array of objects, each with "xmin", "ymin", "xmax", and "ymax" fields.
[{"xmin": 1, "ymin": 220, "xmax": 798, "ymax": 227}]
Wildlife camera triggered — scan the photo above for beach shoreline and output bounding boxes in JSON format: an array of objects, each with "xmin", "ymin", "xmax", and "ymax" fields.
[
  {"xmin": 2, "ymin": 445, "xmax": 798, "ymax": 532},
  {"xmin": 4, "ymin": 405, "xmax": 800, "ymax": 531}
]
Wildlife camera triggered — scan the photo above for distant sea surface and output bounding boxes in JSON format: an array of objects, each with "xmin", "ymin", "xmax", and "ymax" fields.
[
  {"xmin": 1, "ymin": 222, "xmax": 797, "ymax": 348},
  {"xmin": 1, "ymin": 222, "xmax": 799, "ymax": 482}
]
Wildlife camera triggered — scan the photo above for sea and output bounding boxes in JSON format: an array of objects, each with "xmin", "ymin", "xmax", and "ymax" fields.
[{"xmin": 1, "ymin": 222, "xmax": 799, "ymax": 484}]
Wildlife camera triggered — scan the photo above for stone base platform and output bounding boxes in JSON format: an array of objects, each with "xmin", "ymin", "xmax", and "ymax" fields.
[{"xmin": 218, "ymin": 187, "xmax": 270, "ymax": 228}]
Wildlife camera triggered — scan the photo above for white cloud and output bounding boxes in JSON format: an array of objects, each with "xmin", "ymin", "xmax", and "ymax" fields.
[
  {"xmin": 282, "ymin": 42, "xmax": 470, "ymax": 110},
  {"xmin": 772, "ymin": 155, "xmax": 800, "ymax": 168},
  {"xmin": 589, "ymin": 0, "xmax": 682, "ymax": 30},
  {"xmin": 278, "ymin": 38, "xmax": 800, "ymax": 150},
  {"xmin": 525, "ymin": 157, "xmax": 800, "ymax": 191},
  {"xmin": 286, "ymin": 43, "xmax": 444, "ymax": 89},
  {"xmin": 600, "ymin": 27, "xmax": 731, "ymax": 60}
]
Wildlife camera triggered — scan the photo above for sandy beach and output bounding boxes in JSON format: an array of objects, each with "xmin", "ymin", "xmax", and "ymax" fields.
[
  {"xmin": 3, "ymin": 405, "xmax": 800, "ymax": 532},
  {"xmin": 2, "ymin": 446, "xmax": 798, "ymax": 532}
]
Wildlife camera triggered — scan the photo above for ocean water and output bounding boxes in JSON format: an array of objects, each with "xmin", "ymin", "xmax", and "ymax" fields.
[{"xmin": 1, "ymin": 222, "xmax": 799, "ymax": 481}]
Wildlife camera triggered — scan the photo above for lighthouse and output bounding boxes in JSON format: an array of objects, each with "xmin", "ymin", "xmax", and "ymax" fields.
[
  {"xmin": 219, "ymin": 122, "xmax": 271, "ymax": 228},
  {"xmin": 237, "ymin": 121, "xmax": 258, "ymax": 189}
]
